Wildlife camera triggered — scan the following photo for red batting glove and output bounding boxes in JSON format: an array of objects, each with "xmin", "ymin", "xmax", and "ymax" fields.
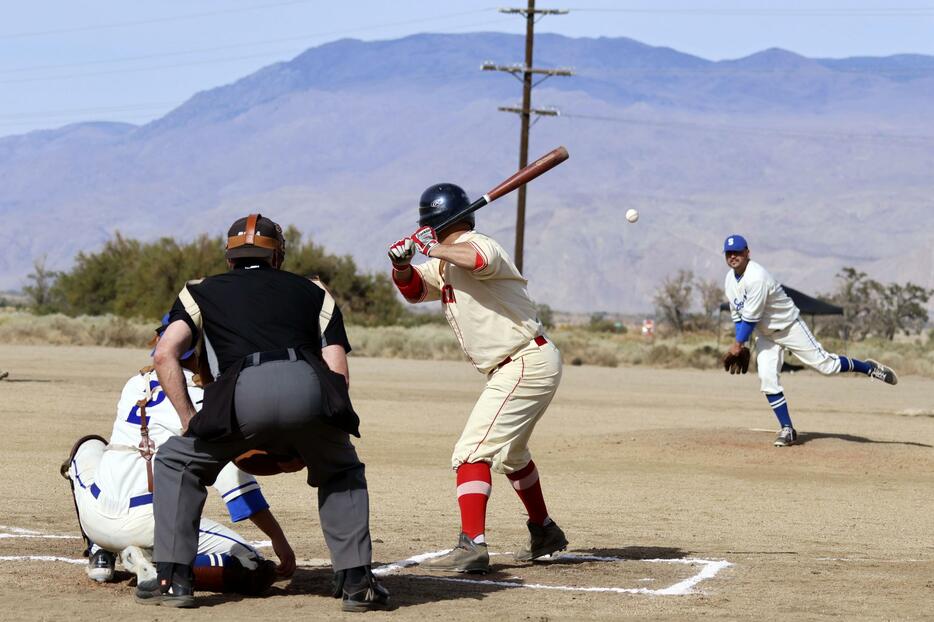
[
  {"xmin": 387, "ymin": 237, "xmax": 415, "ymax": 268},
  {"xmin": 411, "ymin": 225, "xmax": 439, "ymax": 257}
]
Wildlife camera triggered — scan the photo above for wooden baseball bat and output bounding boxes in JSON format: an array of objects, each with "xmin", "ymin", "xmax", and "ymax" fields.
[{"xmin": 433, "ymin": 146, "xmax": 569, "ymax": 232}]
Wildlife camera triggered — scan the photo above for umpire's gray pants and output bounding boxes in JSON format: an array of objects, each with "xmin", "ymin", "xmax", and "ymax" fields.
[{"xmin": 153, "ymin": 358, "xmax": 372, "ymax": 572}]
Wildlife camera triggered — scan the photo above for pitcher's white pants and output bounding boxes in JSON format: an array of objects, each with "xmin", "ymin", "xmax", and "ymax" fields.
[{"xmin": 756, "ymin": 318, "xmax": 843, "ymax": 394}]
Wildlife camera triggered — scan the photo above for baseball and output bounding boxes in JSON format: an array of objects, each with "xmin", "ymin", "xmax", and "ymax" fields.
[{"xmin": 625, "ymin": 208, "xmax": 639, "ymax": 223}]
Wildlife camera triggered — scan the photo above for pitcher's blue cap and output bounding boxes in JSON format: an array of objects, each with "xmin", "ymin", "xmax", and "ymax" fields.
[{"xmin": 723, "ymin": 234, "xmax": 748, "ymax": 252}]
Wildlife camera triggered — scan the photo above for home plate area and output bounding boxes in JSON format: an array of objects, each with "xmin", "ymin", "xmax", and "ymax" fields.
[
  {"xmin": 376, "ymin": 548, "xmax": 733, "ymax": 596},
  {"xmin": 0, "ymin": 525, "xmax": 733, "ymax": 599}
]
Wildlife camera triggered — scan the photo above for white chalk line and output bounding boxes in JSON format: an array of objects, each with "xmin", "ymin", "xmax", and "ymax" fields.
[
  {"xmin": 0, "ymin": 555, "xmax": 86, "ymax": 565},
  {"xmin": 816, "ymin": 557, "xmax": 930, "ymax": 563},
  {"xmin": 373, "ymin": 550, "xmax": 733, "ymax": 596}
]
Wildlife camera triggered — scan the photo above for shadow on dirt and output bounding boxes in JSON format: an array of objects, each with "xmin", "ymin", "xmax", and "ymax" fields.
[
  {"xmin": 796, "ymin": 431, "xmax": 931, "ymax": 448},
  {"xmin": 554, "ymin": 546, "xmax": 689, "ymax": 561}
]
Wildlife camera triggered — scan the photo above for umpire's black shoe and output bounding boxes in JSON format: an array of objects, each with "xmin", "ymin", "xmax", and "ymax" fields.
[
  {"xmin": 339, "ymin": 566, "xmax": 391, "ymax": 613},
  {"xmin": 135, "ymin": 578, "xmax": 196, "ymax": 608}
]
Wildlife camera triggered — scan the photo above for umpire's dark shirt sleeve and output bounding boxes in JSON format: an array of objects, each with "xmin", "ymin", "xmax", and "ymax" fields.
[
  {"xmin": 322, "ymin": 305, "xmax": 352, "ymax": 353},
  {"xmin": 168, "ymin": 297, "xmax": 198, "ymax": 351}
]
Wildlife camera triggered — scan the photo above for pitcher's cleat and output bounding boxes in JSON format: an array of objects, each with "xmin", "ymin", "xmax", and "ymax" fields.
[
  {"xmin": 866, "ymin": 359, "xmax": 898, "ymax": 386},
  {"xmin": 773, "ymin": 426, "xmax": 798, "ymax": 447},
  {"xmin": 424, "ymin": 532, "xmax": 491, "ymax": 574},
  {"xmin": 515, "ymin": 520, "xmax": 569, "ymax": 562}
]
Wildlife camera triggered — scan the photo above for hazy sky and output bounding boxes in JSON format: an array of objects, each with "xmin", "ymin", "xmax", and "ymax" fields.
[{"xmin": 1, "ymin": 0, "xmax": 931, "ymax": 136}]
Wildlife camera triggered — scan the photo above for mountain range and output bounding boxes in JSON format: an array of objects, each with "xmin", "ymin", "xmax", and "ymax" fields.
[{"xmin": 3, "ymin": 33, "xmax": 932, "ymax": 313}]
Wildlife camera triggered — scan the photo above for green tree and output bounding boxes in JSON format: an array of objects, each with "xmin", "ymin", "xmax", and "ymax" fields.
[
  {"xmin": 695, "ymin": 277, "xmax": 724, "ymax": 333},
  {"xmin": 653, "ymin": 270, "xmax": 694, "ymax": 333},
  {"xmin": 47, "ymin": 228, "xmax": 404, "ymax": 325},
  {"xmin": 52, "ymin": 234, "xmax": 141, "ymax": 316},
  {"xmin": 868, "ymin": 281, "xmax": 931, "ymax": 340},
  {"xmin": 536, "ymin": 303, "xmax": 555, "ymax": 330},
  {"xmin": 23, "ymin": 256, "xmax": 62, "ymax": 314}
]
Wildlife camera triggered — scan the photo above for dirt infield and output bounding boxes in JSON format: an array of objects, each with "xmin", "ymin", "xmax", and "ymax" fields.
[{"xmin": 1, "ymin": 344, "xmax": 932, "ymax": 620}]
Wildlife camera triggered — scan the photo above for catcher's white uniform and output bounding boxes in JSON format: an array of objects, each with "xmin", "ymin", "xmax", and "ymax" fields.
[
  {"xmin": 725, "ymin": 259, "xmax": 845, "ymax": 394},
  {"xmin": 66, "ymin": 369, "xmax": 268, "ymax": 570},
  {"xmin": 408, "ymin": 230, "xmax": 562, "ymax": 474}
]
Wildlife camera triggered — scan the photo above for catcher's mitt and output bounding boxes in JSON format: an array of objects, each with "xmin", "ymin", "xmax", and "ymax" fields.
[
  {"xmin": 234, "ymin": 449, "xmax": 305, "ymax": 476},
  {"xmin": 722, "ymin": 346, "xmax": 751, "ymax": 375}
]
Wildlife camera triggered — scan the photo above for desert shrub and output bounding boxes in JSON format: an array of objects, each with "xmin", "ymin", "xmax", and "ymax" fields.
[
  {"xmin": 38, "ymin": 227, "xmax": 405, "ymax": 325},
  {"xmin": 0, "ymin": 312, "xmax": 151, "ymax": 347}
]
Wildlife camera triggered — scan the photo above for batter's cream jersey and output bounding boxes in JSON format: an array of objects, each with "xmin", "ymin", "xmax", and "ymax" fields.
[
  {"xmin": 724, "ymin": 260, "xmax": 800, "ymax": 332},
  {"xmin": 93, "ymin": 369, "xmax": 268, "ymax": 520},
  {"xmin": 413, "ymin": 230, "xmax": 544, "ymax": 374}
]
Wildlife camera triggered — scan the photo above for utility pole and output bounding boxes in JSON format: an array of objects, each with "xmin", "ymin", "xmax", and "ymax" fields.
[{"xmin": 482, "ymin": 1, "xmax": 571, "ymax": 273}]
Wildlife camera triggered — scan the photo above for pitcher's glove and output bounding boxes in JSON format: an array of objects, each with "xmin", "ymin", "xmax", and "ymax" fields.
[
  {"xmin": 722, "ymin": 346, "xmax": 751, "ymax": 374},
  {"xmin": 234, "ymin": 449, "xmax": 305, "ymax": 476}
]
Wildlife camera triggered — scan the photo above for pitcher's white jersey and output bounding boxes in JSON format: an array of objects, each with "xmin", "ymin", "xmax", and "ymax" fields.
[
  {"xmin": 724, "ymin": 260, "xmax": 799, "ymax": 333},
  {"xmin": 93, "ymin": 368, "xmax": 267, "ymax": 521},
  {"xmin": 412, "ymin": 231, "xmax": 543, "ymax": 374}
]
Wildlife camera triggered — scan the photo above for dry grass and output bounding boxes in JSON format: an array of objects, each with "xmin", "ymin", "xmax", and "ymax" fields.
[
  {"xmin": 2, "ymin": 310, "xmax": 931, "ymax": 378},
  {"xmin": 0, "ymin": 311, "xmax": 152, "ymax": 348}
]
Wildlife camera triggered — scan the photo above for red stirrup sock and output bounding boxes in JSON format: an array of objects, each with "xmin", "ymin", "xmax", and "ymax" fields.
[
  {"xmin": 507, "ymin": 460, "xmax": 550, "ymax": 526},
  {"xmin": 456, "ymin": 462, "xmax": 492, "ymax": 541}
]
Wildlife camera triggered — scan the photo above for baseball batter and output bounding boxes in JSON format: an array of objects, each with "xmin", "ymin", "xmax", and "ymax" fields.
[
  {"xmin": 61, "ymin": 342, "xmax": 294, "ymax": 594},
  {"xmin": 387, "ymin": 183, "xmax": 567, "ymax": 573},
  {"xmin": 722, "ymin": 234, "xmax": 898, "ymax": 447}
]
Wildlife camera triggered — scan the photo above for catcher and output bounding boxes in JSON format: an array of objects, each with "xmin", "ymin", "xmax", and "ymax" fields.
[
  {"xmin": 722, "ymin": 234, "xmax": 898, "ymax": 447},
  {"xmin": 61, "ymin": 316, "xmax": 294, "ymax": 596},
  {"xmin": 388, "ymin": 183, "xmax": 567, "ymax": 574}
]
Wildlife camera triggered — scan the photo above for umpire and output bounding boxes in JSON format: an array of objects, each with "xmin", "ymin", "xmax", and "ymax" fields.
[{"xmin": 145, "ymin": 214, "xmax": 389, "ymax": 612}]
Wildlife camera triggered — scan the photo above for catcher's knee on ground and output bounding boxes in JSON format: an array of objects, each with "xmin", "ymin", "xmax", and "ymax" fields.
[{"xmin": 193, "ymin": 556, "xmax": 277, "ymax": 595}]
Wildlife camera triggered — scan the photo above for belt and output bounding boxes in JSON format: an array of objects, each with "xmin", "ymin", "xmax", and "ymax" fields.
[
  {"xmin": 242, "ymin": 348, "xmax": 298, "ymax": 369},
  {"xmin": 496, "ymin": 335, "xmax": 549, "ymax": 370},
  {"xmin": 89, "ymin": 483, "xmax": 153, "ymax": 508}
]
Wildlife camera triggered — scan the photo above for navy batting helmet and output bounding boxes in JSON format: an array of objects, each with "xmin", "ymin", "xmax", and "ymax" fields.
[{"xmin": 418, "ymin": 183, "xmax": 474, "ymax": 232}]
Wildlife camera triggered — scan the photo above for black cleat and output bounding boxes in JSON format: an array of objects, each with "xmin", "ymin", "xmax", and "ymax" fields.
[
  {"xmin": 340, "ymin": 567, "xmax": 391, "ymax": 612},
  {"xmin": 867, "ymin": 359, "xmax": 898, "ymax": 386},
  {"xmin": 135, "ymin": 579, "xmax": 196, "ymax": 608},
  {"xmin": 515, "ymin": 520, "xmax": 569, "ymax": 562},
  {"xmin": 86, "ymin": 548, "xmax": 116, "ymax": 583}
]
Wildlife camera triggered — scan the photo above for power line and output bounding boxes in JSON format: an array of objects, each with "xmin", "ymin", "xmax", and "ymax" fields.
[
  {"xmin": 559, "ymin": 112, "xmax": 934, "ymax": 144},
  {"xmin": 0, "ymin": 102, "xmax": 177, "ymax": 122},
  {"xmin": 0, "ymin": 15, "xmax": 513, "ymax": 85},
  {"xmin": 571, "ymin": 7, "xmax": 934, "ymax": 16},
  {"xmin": 483, "ymin": 2, "xmax": 572, "ymax": 273},
  {"xmin": 0, "ymin": 0, "xmax": 325, "ymax": 41}
]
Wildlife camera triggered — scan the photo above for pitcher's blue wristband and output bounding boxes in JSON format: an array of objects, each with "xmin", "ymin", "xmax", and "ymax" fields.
[{"xmin": 735, "ymin": 320, "xmax": 756, "ymax": 343}]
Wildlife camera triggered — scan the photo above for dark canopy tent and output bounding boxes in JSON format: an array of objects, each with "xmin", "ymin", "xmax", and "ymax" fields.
[
  {"xmin": 718, "ymin": 286, "xmax": 844, "ymax": 316},
  {"xmin": 718, "ymin": 285, "xmax": 845, "ymax": 347}
]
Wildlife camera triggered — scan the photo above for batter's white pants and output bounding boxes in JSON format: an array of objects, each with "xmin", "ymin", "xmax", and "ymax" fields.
[
  {"xmin": 755, "ymin": 318, "xmax": 843, "ymax": 394},
  {"xmin": 66, "ymin": 438, "xmax": 261, "ymax": 568},
  {"xmin": 452, "ymin": 337, "xmax": 562, "ymax": 475}
]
